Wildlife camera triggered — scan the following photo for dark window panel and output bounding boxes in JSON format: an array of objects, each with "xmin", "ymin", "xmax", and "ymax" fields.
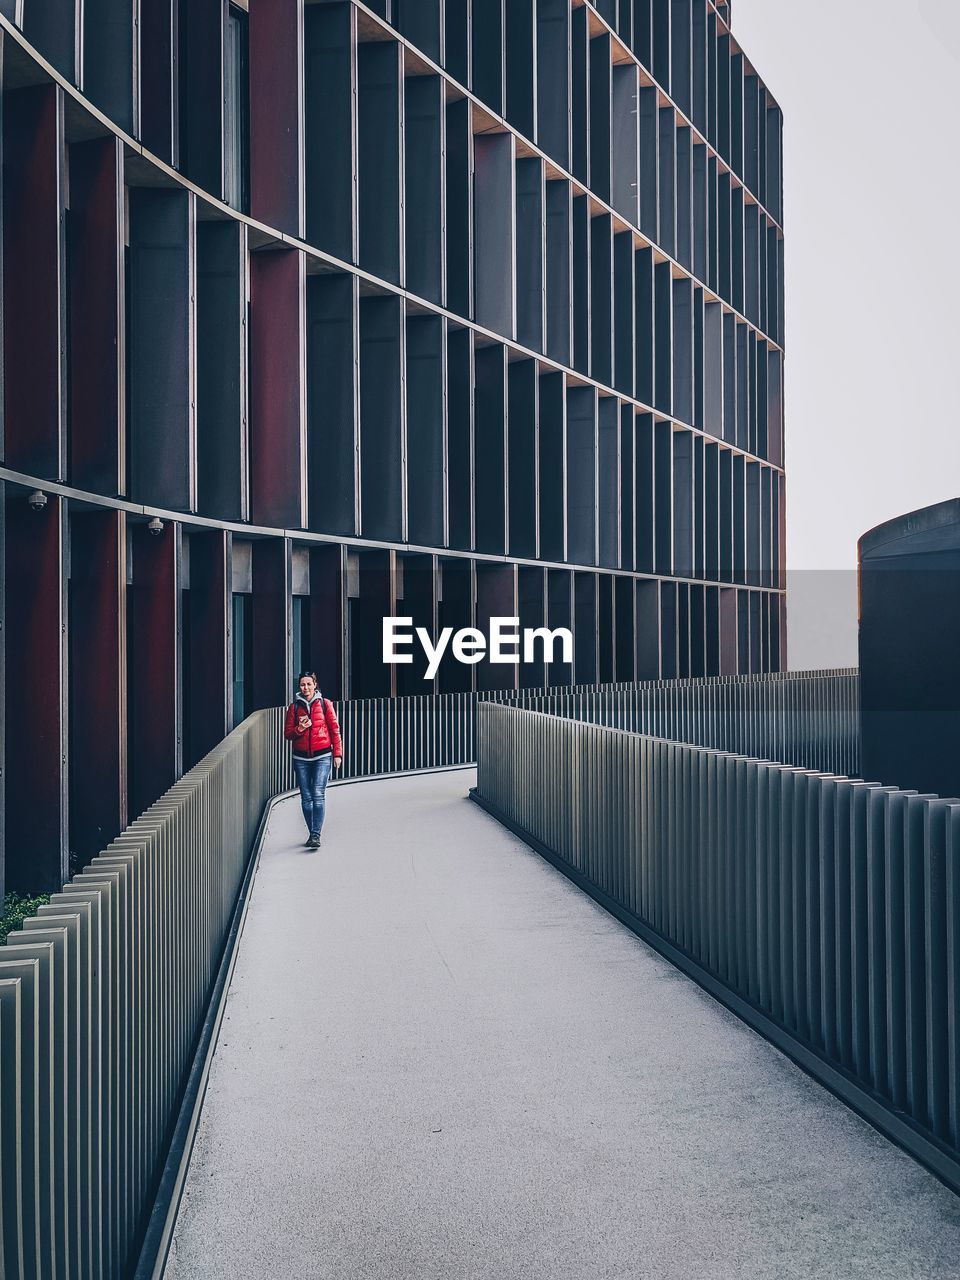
[
  {"xmin": 613, "ymin": 232, "xmax": 636, "ymax": 398},
  {"xmin": 445, "ymin": 97, "xmax": 473, "ymax": 319},
  {"xmin": 611, "ymin": 62, "xmax": 639, "ymax": 225},
  {"xmin": 472, "ymin": 0, "xmax": 503, "ymax": 114},
  {"xmin": 446, "ymin": 326, "xmax": 474, "ymax": 551},
  {"xmin": 676, "ymin": 124, "xmax": 692, "ymax": 270},
  {"xmin": 731, "ymin": 182, "xmax": 744, "ymax": 314},
  {"xmin": 127, "ymin": 520, "xmax": 181, "ymax": 820},
  {"xmin": 574, "ymin": 572, "xmax": 598, "ymax": 683},
  {"xmin": 598, "ymin": 396, "xmax": 619, "ymax": 570},
  {"xmin": 703, "ymin": 299, "xmax": 723, "ymax": 438},
  {"xmin": 589, "ymin": 34, "xmax": 612, "ymax": 205},
  {"xmin": 177, "ymin": 0, "xmax": 225, "ymax": 196},
  {"xmin": 653, "ymin": 260, "xmax": 673, "ymax": 416},
  {"xmin": 633, "ymin": 0, "xmax": 653, "ymax": 74},
  {"xmin": 672, "ymin": 277, "xmax": 693, "ymax": 425},
  {"xmin": 405, "ymin": 75, "xmax": 444, "ymax": 305},
  {"xmin": 635, "ymin": 247, "xmax": 655, "ymax": 406},
  {"xmin": 474, "ymin": 132, "xmax": 515, "ymax": 339},
  {"xmin": 516, "ymin": 157, "xmax": 545, "ymax": 353},
  {"xmin": 24, "ymin": 0, "xmax": 77, "ymax": 80},
  {"xmin": 438, "ymin": 557, "xmax": 473, "ymax": 691},
  {"xmin": 518, "ymin": 566, "xmax": 546, "ymax": 688},
  {"xmin": 536, "ymin": 0, "xmax": 570, "ymax": 169},
  {"xmin": 3, "ymin": 84, "xmax": 65, "ymax": 480},
  {"xmin": 406, "ymin": 314, "xmax": 445, "ymax": 548},
  {"xmin": 545, "ymin": 179, "xmax": 572, "ymax": 366},
  {"xmin": 307, "ymin": 273, "xmax": 358, "ymax": 537},
  {"xmin": 566, "ymin": 386, "xmax": 597, "ymax": 567},
  {"xmin": 693, "ymin": 285, "xmax": 704, "ymax": 430},
  {"xmin": 571, "ymin": 4, "xmax": 589, "ymax": 186},
  {"xmin": 691, "ymin": 0, "xmax": 707, "ymax": 135},
  {"xmin": 250, "ymin": 538, "xmax": 292, "ymax": 709},
  {"xmin": 619, "ymin": 404, "xmax": 636, "ymax": 572},
  {"xmin": 359, "ymin": 296, "xmax": 404, "ymax": 543},
  {"xmin": 184, "ymin": 529, "xmax": 230, "ymax": 766},
  {"xmin": 476, "ymin": 562, "xmax": 517, "ymax": 691},
  {"xmin": 249, "ymin": 0, "xmax": 303, "ymax": 235},
  {"xmin": 538, "ymin": 371, "xmax": 566, "ymax": 563},
  {"xmin": 636, "ymin": 577, "xmax": 660, "ymax": 679},
  {"xmin": 671, "ymin": 0, "xmax": 692, "ymax": 118},
  {"xmin": 83, "ymin": 0, "xmax": 136, "ymax": 131},
  {"xmin": 590, "ymin": 213, "xmax": 613, "ymax": 387},
  {"xmin": 673, "ymin": 429, "xmax": 693, "ymax": 579},
  {"xmin": 635, "ymin": 412, "xmax": 655, "ymax": 573},
  {"xmin": 197, "ymin": 221, "xmax": 247, "ymax": 522},
  {"xmin": 395, "ymin": 0, "xmax": 441, "ymax": 63},
  {"xmin": 507, "ymin": 359, "xmax": 538, "ymax": 560},
  {"xmin": 4, "ymin": 490, "xmax": 67, "ymax": 892},
  {"xmin": 223, "ymin": 4, "xmax": 250, "ymax": 213},
  {"xmin": 652, "ymin": 0, "xmax": 670, "ymax": 88},
  {"xmin": 730, "ymin": 52, "xmax": 744, "ymax": 179},
  {"xmin": 657, "ymin": 107, "xmax": 676, "ymax": 258},
  {"xmin": 140, "ymin": 0, "xmax": 176, "ymax": 163},
  {"xmin": 444, "ymin": 0, "xmax": 469, "ymax": 88},
  {"xmin": 572, "ymin": 193, "xmax": 590, "ymax": 375},
  {"xmin": 305, "ymin": 3, "xmax": 355, "ymax": 260},
  {"xmin": 718, "ymin": 445, "xmax": 733, "ymax": 582},
  {"xmin": 474, "ymin": 343, "xmax": 507, "ymax": 556},
  {"xmin": 704, "ymin": 440, "xmax": 720, "ymax": 581},
  {"xmin": 598, "ymin": 573, "xmax": 614, "ymax": 682},
  {"xmin": 638, "ymin": 86, "xmax": 659, "ymax": 240},
  {"xmin": 358, "ymin": 40, "xmax": 402, "ymax": 285},
  {"xmin": 505, "ymin": 0, "xmax": 535, "ymax": 140},
  {"xmin": 659, "ymin": 579, "xmax": 678, "ymax": 678},
  {"xmin": 69, "ymin": 510, "xmax": 126, "ymax": 863},
  {"xmin": 547, "ymin": 569, "xmax": 573, "ymax": 686},
  {"xmin": 654, "ymin": 418, "xmax": 673, "ymax": 576},
  {"xmin": 69, "ymin": 136, "xmax": 124, "ymax": 496}
]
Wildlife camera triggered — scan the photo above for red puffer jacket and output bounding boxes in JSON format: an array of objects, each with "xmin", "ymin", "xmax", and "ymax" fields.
[{"xmin": 284, "ymin": 694, "xmax": 343, "ymax": 760}]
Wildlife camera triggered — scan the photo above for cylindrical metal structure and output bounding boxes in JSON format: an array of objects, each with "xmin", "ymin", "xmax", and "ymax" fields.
[{"xmin": 860, "ymin": 497, "xmax": 960, "ymax": 799}]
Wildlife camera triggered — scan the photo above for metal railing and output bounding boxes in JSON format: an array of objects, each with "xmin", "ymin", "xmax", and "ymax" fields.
[
  {"xmin": 335, "ymin": 667, "xmax": 859, "ymax": 779},
  {"xmin": 0, "ymin": 668, "xmax": 863, "ymax": 1278},
  {"xmin": 0, "ymin": 708, "xmax": 289, "ymax": 1280},
  {"xmin": 473, "ymin": 702, "xmax": 960, "ymax": 1193}
]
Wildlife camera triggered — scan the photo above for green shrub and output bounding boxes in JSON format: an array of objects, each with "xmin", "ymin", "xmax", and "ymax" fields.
[{"xmin": 0, "ymin": 893, "xmax": 51, "ymax": 946}]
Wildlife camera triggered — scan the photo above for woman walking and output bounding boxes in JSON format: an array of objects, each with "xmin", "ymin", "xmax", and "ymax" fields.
[{"xmin": 284, "ymin": 671, "xmax": 342, "ymax": 849}]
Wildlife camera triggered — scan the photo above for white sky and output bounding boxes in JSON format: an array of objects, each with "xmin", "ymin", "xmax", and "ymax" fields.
[{"xmin": 732, "ymin": 0, "xmax": 960, "ymax": 572}]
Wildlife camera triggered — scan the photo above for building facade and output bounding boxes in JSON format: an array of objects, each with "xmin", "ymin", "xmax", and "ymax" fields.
[{"xmin": 0, "ymin": 0, "xmax": 784, "ymax": 891}]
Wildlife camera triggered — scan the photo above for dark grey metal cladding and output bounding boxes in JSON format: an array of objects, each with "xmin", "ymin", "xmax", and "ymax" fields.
[{"xmin": 859, "ymin": 498, "xmax": 960, "ymax": 800}]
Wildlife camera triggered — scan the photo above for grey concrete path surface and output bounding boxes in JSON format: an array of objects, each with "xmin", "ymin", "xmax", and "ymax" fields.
[{"xmin": 166, "ymin": 770, "xmax": 960, "ymax": 1280}]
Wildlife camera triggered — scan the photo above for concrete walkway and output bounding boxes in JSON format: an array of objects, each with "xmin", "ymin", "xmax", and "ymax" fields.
[{"xmin": 166, "ymin": 770, "xmax": 960, "ymax": 1280}]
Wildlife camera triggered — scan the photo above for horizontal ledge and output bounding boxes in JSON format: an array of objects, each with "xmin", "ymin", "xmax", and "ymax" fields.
[{"xmin": 0, "ymin": 465, "xmax": 786, "ymax": 595}]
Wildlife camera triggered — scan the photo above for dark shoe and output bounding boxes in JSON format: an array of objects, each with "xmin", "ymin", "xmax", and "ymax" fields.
[{"xmin": 308, "ymin": 833, "xmax": 321, "ymax": 850}]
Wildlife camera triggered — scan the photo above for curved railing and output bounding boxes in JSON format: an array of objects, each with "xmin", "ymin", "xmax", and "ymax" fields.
[
  {"xmin": 0, "ymin": 668, "xmax": 860, "ymax": 1278},
  {"xmin": 0, "ymin": 708, "xmax": 288, "ymax": 1280},
  {"xmin": 474, "ymin": 702, "xmax": 960, "ymax": 1196}
]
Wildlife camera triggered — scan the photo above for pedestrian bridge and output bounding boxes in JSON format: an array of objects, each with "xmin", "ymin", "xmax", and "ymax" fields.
[{"xmin": 164, "ymin": 769, "xmax": 960, "ymax": 1280}]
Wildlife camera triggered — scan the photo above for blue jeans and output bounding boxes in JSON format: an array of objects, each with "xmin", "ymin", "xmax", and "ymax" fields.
[{"xmin": 293, "ymin": 755, "xmax": 333, "ymax": 838}]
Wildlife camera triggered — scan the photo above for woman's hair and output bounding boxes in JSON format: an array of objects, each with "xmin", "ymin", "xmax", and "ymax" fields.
[{"xmin": 297, "ymin": 670, "xmax": 318, "ymax": 683}]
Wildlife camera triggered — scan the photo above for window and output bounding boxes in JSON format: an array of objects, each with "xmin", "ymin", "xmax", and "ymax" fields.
[
  {"xmin": 224, "ymin": 5, "xmax": 249, "ymax": 212},
  {"xmin": 232, "ymin": 592, "xmax": 252, "ymax": 725}
]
